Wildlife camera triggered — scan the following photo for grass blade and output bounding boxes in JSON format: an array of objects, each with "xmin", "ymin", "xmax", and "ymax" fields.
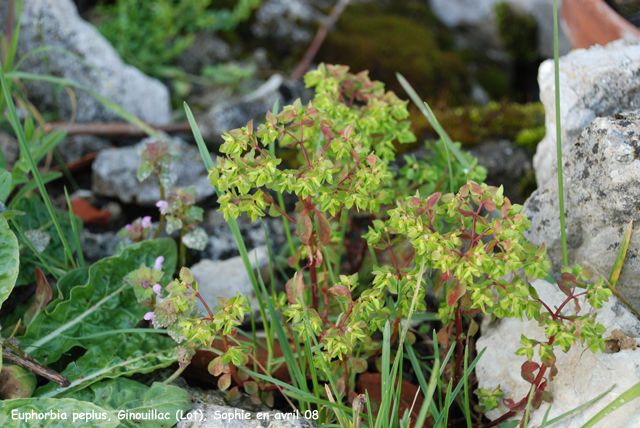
[
  {"xmin": 0, "ymin": 66, "xmax": 76, "ymax": 268},
  {"xmin": 609, "ymin": 219, "xmax": 633, "ymax": 288},
  {"xmin": 581, "ymin": 383, "xmax": 639, "ymax": 428},
  {"xmin": 64, "ymin": 187, "xmax": 85, "ymax": 267},
  {"xmin": 552, "ymin": 0, "xmax": 568, "ymax": 265},
  {"xmin": 542, "ymin": 384, "xmax": 615, "ymax": 426}
]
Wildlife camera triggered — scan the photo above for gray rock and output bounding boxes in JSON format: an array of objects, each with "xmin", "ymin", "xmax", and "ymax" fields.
[
  {"xmin": 470, "ymin": 139, "xmax": 532, "ymax": 203},
  {"xmin": 92, "ymin": 135, "xmax": 216, "ymax": 206},
  {"xmin": 198, "ymin": 74, "xmax": 284, "ymax": 144},
  {"xmin": 251, "ymin": 0, "xmax": 322, "ymax": 44},
  {"xmin": 477, "ymin": 278, "xmax": 640, "ymax": 427},
  {"xmin": 189, "ymin": 246, "xmax": 271, "ymax": 316},
  {"xmin": 178, "ymin": 402, "xmax": 319, "ymax": 428},
  {"xmin": 0, "ymin": 130, "xmax": 19, "ymax": 168},
  {"xmin": 197, "ymin": 74, "xmax": 313, "ymax": 145},
  {"xmin": 524, "ymin": 111, "xmax": 640, "ymax": 308},
  {"xmin": 79, "ymin": 230, "xmax": 120, "ymax": 265},
  {"xmin": 176, "ymin": 33, "xmax": 234, "ymax": 75},
  {"xmin": 203, "ymin": 211, "xmax": 286, "ymax": 261},
  {"xmin": 428, "ymin": 0, "xmax": 571, "ymax": 59},
  {"xmin": 57, "ymin": 135, "xmax": 112, "ymax": 162},
  {"xmin": 534, "ymin": 39, "xmax": 640, "ymax": 188},
  {"xmin": 0, "ymin": 0, "xmax": 171, "ymax": 124}
]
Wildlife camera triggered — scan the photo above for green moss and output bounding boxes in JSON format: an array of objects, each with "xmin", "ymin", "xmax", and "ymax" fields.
[
  {"xmin": 410, "ymin": 101, "xmax": 546, "ymax": 147},
  {"xmin": 318, "ymin": 2, "xmax": 470, "ymax": 105},
  {"xmin": 494, "ymin": 2, "xmax": 538, "ymax": 65},
  {"xmin": 476, "ymin": 66, "xmax": 512, "ymax": 100}
]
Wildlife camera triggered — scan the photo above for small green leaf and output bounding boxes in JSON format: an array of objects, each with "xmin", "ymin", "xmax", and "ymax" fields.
[
  {"xmin": 23, "ymin": 267, "xmax": 53, "ymax": 326},
  {"xmin": 0, "ymin": 364, "xmax": 37, "ymax": 399},
  {"xmin": 218, "ymin": 373, "xmax": 232, "ymax": 391},
  {"xmin": 0, "ymin": 168, "xmax": 10, "ymax": 202}
]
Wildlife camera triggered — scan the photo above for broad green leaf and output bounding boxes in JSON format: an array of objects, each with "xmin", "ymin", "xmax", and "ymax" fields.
[
  {"xmin": 12, "ymin": 195, "xmax": 79, "ymax": 286},
  {"xmin": 0, "ymin": 168, "xmax": 10, "ymax": 202},
  {"xmin": 0, "ymin": 364, "xmax": 37, "ymax": 399},
  {"xmin": 17, "ymin": 238, "xmax": 177, "ymax": 363},
  {"xmin": 35, "ymin": 334, "xmax": 177, "ymax": 398},
  {"xmin": 0, "ymin": 215, "xmax": 19, "ymax": 310},
  {"xmin": 66, "ymin": 378, "xmax": 191, "ymax": 428},
  {"xmin": 0, "ymin": 397, "xmax": 118, "ymax": 427}
]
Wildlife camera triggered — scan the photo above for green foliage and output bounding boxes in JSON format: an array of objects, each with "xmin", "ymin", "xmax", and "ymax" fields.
[
  {"xmin": 35, "ymin": 334, "xmax": 178, "ymax": 398},
  {"xmin": 161, "ymin": 187, "xmax": 207, "ymax": 251},
  {"xmin": 96, "ymin": 0, "xmax": 260, "ymax": 75},
  {"xmin": 0, "ymin": 215, "xmax": 19, "ymax": 310},
  {"xmin": 319, "ymin": 2, "xmax": 470, "ymax": 104},
  {"xmin": 12, "ymin": 195, "xmax": 80, "ymax": 286},
  {"xmin": 396, "ymin": 140, "xmax": 487, "ymax": 198},
  {"xmin": 515, "ymin": 125, "xmax": 546, "ymax": 151},
  {"xmin": 17, "ymin": 238, "xmax": 177, "ymax": 363},
  {"xmin": 66, "ymin": 379, "xmax": 191, "ymax": 428},
  {"xmin": 494, "ymin": 2, "xmax": 539, "ymax": 65},
  {"xmin": 413, "ymin": 101, "xmax": 546, "ymax": 147}
]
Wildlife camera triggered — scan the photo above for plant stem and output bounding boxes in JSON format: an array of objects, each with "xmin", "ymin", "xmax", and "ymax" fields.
[
  {"xmin": 222, "ymin": 334, "xmax": 244, "ymax": 387},
  {"xmin": 453, "ymin": 301, "xmax": 464, "ymax": 389},
  {"xmin": 163, "ymin": 365, "xmax": 186, "ymax": 384},
  {"xmin": 153, "ymin": 184, "xmax": 165, "ymax": 239},
  {"xmin": 553, "ymin": 0, "xmax": 568, "ymax": 266},
  {"xmin": 179, "ymin": 229, "xmax": 186, "ymax": 269},
  {"xmin": 310, "ymin": 249, "xmax": 319, "ymax": 311},
  {"xmin": 341, "ymin": 358, "xmax": 350, "ymax": 399}
]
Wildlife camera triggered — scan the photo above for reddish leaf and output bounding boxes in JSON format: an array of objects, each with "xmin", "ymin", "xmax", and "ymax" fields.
[
  {"xmin": 317, "ymin": 211, "xmax": 331, "ymax": 247},
  {"xmin": 549, "ymin": 364, "xmax": 559, "ymax": 381},
  {"xmin": 306, "ymin": 107, "xmax": 319, "ymax": 118},
  {"xmin": 542, "ymin": 391, "xmax": 553, "ymax": 403},
  {"xmin": 573, "ymin": 297, "xmax": 581, "ymax": 315},
  {"xmin": 470, "ymin": 182, "xmax": 483, "ymax": 195},
  {"xmin": 265, "ymin": 391, "xmax": 274, "ymax": 407},
  {"xmin": 266, "ymin": 110, "xmax": 276, "ymax": 126},
  {"xmin": 436, "ymin": 328, "xmax": 449, "ymax": 345},
  {"xmin": 426, "ymin": 192, "xmax": 441, "ymax": 210},
  {"xmin": 314, "ymin": 245, "xmax": 323, "ymax": 267},
  {"xmin": 458, "ymin": 208, "xmax": 474, "ymax": 217},
  {"xmin": 227, "ymin": 386, "xmax": 240, "ymax": 401},
  {"xmin": 321, "ymin": 123, "xmax": 333, "ymax": 140},
  {"xmin": 301, "ymin": 119, "xmax": 315, "ymax": 127},
  {"xmin": 218, "ymin": 373, "xmax": 232, "ymax": 391},
  {"xmin": 446, "ymin": 280, "xmax": 466, "ymax": 306},
  {"xmin": 409, "ymin": 197, "xmax": 422, "ymax": 208},
  {"xmin": 348, "ymin": 357, "xmax": 368, "ymax": 374},
  {"xmin": 328, "ymin": 285, "xmax": 351, "ymax": 298},
  {"xmin": 244, "ymin": 381, "xmax": 259, "ymax": 395},
  {"xmin": 432, "ymin": 270, "xmax": 450, "ymax": 295},
  {"xmin": 561, "ymin": 272, "xmax": 577, "ymax": 283},
  {"xmin": 208, "ymin": 356, "xmax": 224, "ymax": 376},
  {"xmin": 521, "ymin": 371, "xmax": 536, "ymax": 383},
  {"xmin": 366, "ymin": 154, "xmax": 377, "ymax": 167},
  {"xmin": 336, "ymin": 376, "xmax": 346, "ymax": 396},
  {"xmin": 556, "ymin": 280, "xmax": 572, "ymax": 297},
  {"xmin": 250, "ymin": 393, "xmax": 262, "ymax": 405},
  {"xmin": 532, "ymin": 388, "xmax": 544, "ymax": 409},
  {"xmin": 24, "ymin": 267, "xmax": 53, "ymax": 326},
  {"xmin": 483, "ymin": 199, "xmax": 497, "ymax": 212},
  {"xmin": 247, "ymin": 119, "xmax": 254, "ymax": 135},
  {"xmin": 521, "ymin": 361, "xmax": 539, "ymax": 373},
  {"xmin": 297, "ymin": 210, "xmax": 313, "ymax": 244}
]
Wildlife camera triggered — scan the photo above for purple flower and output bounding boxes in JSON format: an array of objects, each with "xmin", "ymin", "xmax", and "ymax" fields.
[
  {"xmin": 144, "ymin": 312, "xmax": 155, "ymax": 321},
  {"xmin": 143, "ymin": 282, "xmax": 149, "ymax": 288},
  {"xmin": 126, "ymin": 224, "xmax": 132, "ymax": 231},
  {"xmin": 153, "ymin": 283, "xmax": 162, "ymax": 295},
  {"xmin": 154, "ymin": 256, "xmax": 164, "ymax": 271},
  {"xmin": 141, "ymin": 216, "xmax": 153, "ymax": 229},
  {"xmin": 156, "ymin": 200, "xmax": 169, "ymax": 215}
]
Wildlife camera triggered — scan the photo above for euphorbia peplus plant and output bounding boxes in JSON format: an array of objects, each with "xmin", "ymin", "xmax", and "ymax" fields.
[
  {"xmin": 209, "ymin": 66, "xmax": 426, "ymax": 398},
  {"xmin": 365, "ymin": 180, "xmax": 612, "ymax": 424}
]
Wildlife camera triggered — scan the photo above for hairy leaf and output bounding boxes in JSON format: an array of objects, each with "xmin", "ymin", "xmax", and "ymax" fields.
[{"xmin": 18, "ymin": 238, "xmax": 177, "ymax": 363}]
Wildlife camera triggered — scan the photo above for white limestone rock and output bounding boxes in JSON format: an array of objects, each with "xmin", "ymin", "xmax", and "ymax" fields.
[
  {"xmin": 189, "ymin": 246, "xmax": 271, "ymax": 317},
  {"xmin": 477, "ymin": 278, "xmax": 640, "ymax": 427},
  {"xmin": 92, "ymin": 135, "xmax": 215, "ymax": 206},
  {"xmin": 534, "ymin": 39, "xmax": 640, "ymax": 188},
  {"xmin": 0, "ymin": 0, "xmax": 171, "ymax": 124}
]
